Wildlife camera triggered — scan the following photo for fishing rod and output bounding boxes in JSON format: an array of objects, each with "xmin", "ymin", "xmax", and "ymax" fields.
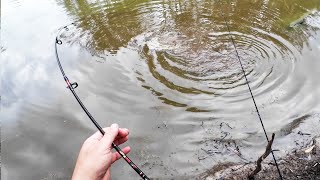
[
  {"xmin": 216, "ymin": 1, "xmax": 283, "ymax": 179},
  {"xmin": 54, "ymin": 23, "xmax": 150, "ymax": 180}
]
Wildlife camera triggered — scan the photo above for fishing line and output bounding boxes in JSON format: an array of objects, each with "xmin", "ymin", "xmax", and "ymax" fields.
[
  {"xmin": 216, "ymin": 1, "xmax": 283, "ymax": 179},
  {"xmin": 54, "ymin": 23, "xmax": 150, "ymax": 180}
]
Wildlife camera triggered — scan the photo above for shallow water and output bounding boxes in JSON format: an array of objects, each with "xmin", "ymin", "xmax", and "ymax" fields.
[{"xmin": 1, "ymin": 0, "xmax": 320, "ymax": 179}]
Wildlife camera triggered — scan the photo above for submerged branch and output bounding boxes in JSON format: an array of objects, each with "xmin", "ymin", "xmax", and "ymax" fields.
[{"xmin": 248, "ymin": 133, "xmax": 275, "ymax": 180}]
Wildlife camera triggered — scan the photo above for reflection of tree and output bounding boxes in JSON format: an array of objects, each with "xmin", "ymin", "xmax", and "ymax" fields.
[
  {"xmin": 57, "ymin": 0, "xmax": 319, "ymax": 54},
  {"xmin": 158, "ymin": 0, "xmax": 319, "ymax": 48},
  {"xmin": 56, "ymin": 0, "xmax": 319, "ymax": 111},
  {"xmin": 225, "ymin": 0, "xmax": 320, "ymax": 47},
  {"xmin": 58, "ymin": 0, "xmax": 145, "ymax": 54}
]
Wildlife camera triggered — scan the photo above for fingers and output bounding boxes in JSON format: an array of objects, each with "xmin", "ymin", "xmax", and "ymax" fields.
[
  {"xmin": 114, "ymin": 135, "xmax": 129, "ymax": 146},
  {"xmin": 111, "ymin": 146, "xmax": 131, "ymax": 164},
  {"xmin": 89, "ymin": 127, "xmax": 128, "ymax": 141},
  {"xmin": 88, "ymin": 124, "xmax": 129, "ymax": 148},
  {"xmin": 117, "ymin": 128, "xmax": 129, "ymax": 138},
  {"xmin": 100, "ymin": 124, "xmax": 119, "ymax": 147}
]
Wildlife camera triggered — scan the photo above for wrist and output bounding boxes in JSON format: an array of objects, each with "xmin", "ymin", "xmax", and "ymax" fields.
[{"xmin": 72, "ymin": 164, "xmax": 97, "ymax": 180}]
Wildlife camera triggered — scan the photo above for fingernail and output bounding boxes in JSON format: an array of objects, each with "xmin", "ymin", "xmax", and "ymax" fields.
[
  {"xmin": 124, "ymin": 128, "xmax": 129, "ymax": 133},
  {"xmin": 111, "ymin": 123, "xmax": 119, "ymax": 129}
]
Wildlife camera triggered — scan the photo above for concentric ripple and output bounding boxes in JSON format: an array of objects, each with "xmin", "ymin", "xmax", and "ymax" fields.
[{"xmin": 128, "ymin": 26, "xmax": 300, "ymax": 108}]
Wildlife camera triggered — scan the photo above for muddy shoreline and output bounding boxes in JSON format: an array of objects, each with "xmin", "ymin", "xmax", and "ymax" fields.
[{"xmin": 201, "ymin": 136, "xmax": 320, "ymax": 180}]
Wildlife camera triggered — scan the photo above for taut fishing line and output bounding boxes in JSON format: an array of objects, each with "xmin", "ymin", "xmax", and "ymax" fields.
[
  {"xmin": 217, "ymin": 0, "xmax": 283, "ymax": 179},
  {"xmin": 54, "ymin": 23, "xmax": 150, "ymax": 180}
]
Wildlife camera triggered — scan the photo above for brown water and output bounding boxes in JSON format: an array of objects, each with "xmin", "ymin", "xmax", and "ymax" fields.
[{"xmin": 1, "ymin": 0, "xmax": 320, "ymax": 179}]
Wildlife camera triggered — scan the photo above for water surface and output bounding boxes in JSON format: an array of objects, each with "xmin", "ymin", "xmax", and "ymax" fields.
[{"xmin": 1, "ymin": 0, "xmax": 320, "ymax": 179}]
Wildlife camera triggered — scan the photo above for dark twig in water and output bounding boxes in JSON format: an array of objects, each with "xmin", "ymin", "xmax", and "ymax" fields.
[
  {"xmin": 220, "ymin": 122, "xmax": 233, "ymax": 129},
  {"xmin": 219, "ymin": 131, "xmax": 230, "ymax": 142},
  {"xmin": 298, "ymin": 131, "xmax": 311, "ymax": 136},
  {"xmin": 248, "ymin": 133, "xmax": 275, "ymax": 180},
  {"xmin": 198, "ymin": 148, "xmax": 222, "ymax": 161}
]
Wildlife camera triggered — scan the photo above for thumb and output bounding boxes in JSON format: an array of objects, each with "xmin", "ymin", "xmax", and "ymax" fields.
[{"xmin": 100, "ymin": 124, "xmax": 119, "ymax": 148}]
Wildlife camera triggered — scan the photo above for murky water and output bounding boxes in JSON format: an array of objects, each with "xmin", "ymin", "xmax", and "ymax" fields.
[{"xmin": 1, "ymin": 0, "xmax": 320, "ymax": 179}]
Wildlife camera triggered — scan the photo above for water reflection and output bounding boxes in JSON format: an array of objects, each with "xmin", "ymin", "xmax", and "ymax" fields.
[
  {"xmin": 57, "ymin": 0, "xmax": 320, "ymax": 110},
  {"xmin": 2, "ymin": 0, "xmax": 320, "ymax": 179},
  {"xmin": 57, "ymin": 0, "xmax": 145, "ymax": 54}
]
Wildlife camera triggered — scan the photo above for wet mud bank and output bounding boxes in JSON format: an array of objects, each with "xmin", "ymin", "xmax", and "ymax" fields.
[{"xmin": 201, "ymin": 136, "xmax": 320, "ymax": 180}]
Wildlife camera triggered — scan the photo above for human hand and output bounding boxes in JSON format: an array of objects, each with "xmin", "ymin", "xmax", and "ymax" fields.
[{"xmin": 72, "ymin": 124, "xmax": 130, "ymax": 180}]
